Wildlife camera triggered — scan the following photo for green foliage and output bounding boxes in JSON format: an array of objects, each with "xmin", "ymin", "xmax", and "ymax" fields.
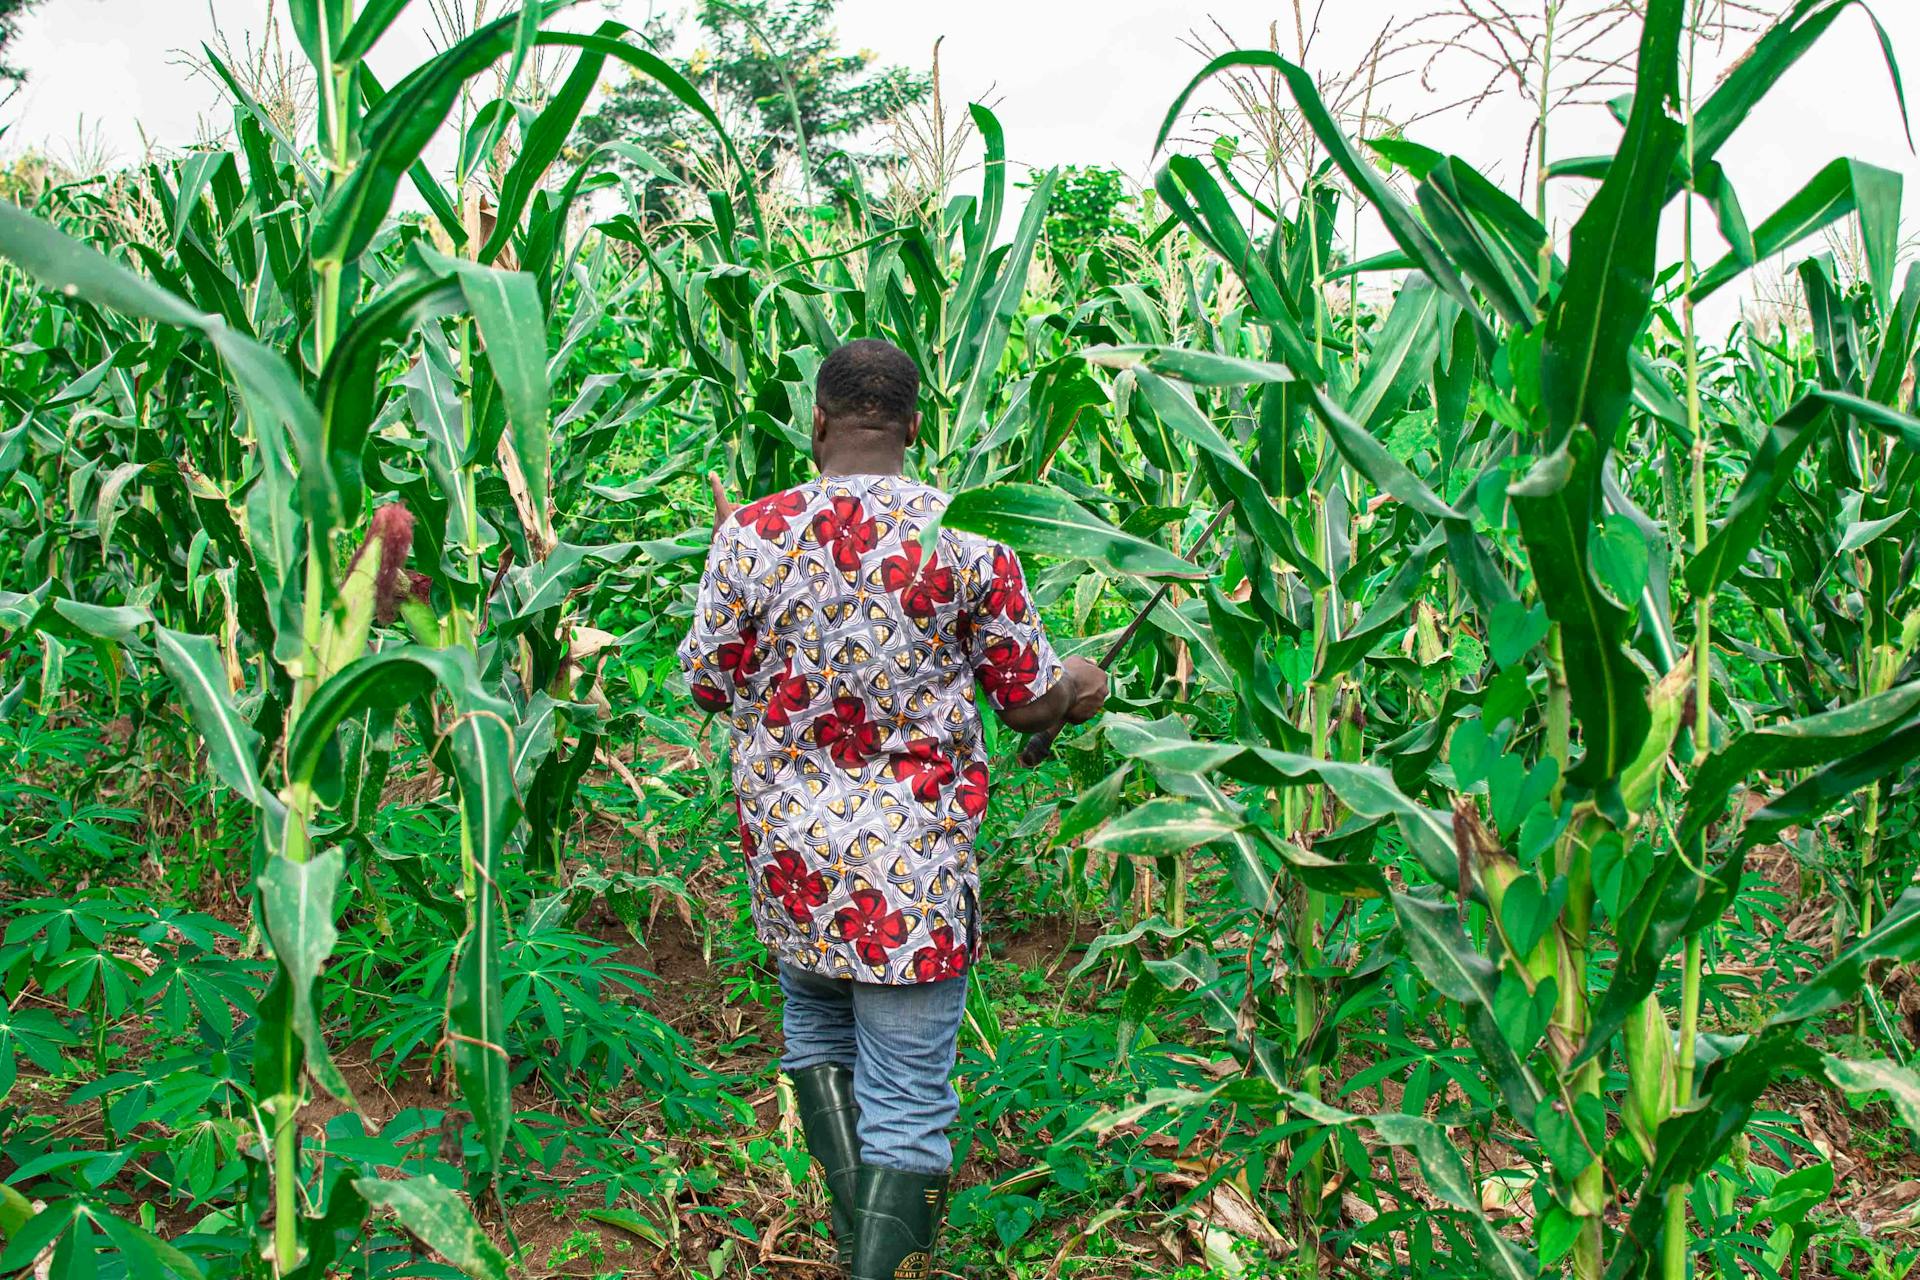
[
  {"xmin": 0, "ymin": 0, "xmax": 39, "ymax": 85},
  {"xmin": 1037, "ymin": 165, "xmax": 1140, "ymax": 259}
]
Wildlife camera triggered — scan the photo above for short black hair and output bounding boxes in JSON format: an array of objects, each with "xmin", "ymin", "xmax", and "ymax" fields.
[{"xmin": 816, "ymin": 338, "xmax": 919, "ymax": 430}]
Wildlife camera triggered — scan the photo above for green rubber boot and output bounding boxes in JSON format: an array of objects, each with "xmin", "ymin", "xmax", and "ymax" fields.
[
  {"xmin": 851, "ymin": 1165, "xmax": 950, "ymax": 1280},
  {"xmin": 789, "ymin": 1064, "xmax": 862, "ymax": 1271}
]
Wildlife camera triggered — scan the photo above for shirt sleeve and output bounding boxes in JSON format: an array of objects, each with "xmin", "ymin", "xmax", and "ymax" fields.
[
  {"xmin": 961, "ymin": 538, "xmax": 1065, "ymax": 712},
  {"xmin": 677, "ymin": 520, "xmax": 763, "ymax": 714}
]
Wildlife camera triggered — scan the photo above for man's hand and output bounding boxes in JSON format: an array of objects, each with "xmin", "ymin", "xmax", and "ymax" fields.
[
  {"xmin": 1060, "ymin": 656, "xmax": 1109, "ymax": 724},
  {"xmin": 708, "ymin": 473, "xmax": 739, "ymax": 528}
]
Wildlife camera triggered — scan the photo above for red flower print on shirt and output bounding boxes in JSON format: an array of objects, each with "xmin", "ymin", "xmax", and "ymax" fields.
[
  {"xmin": 879, "ymin": 542, "xmax": 956, "ymax": 620},
  {"xmin": 736, "ymin": 490, "xmax": 808, "ymax": 538},
  {"xmin": 976, "ymin": 639, "xmax": 1041, "ymax": 707},
  {"xmin": 735, "ymin": 799, "xmax": 761, "ymax": 862},
  {"xmin": 955, "ymin": 763, "xmax": 989, "ymax": 818},
  {"xmin": 891, "ymin": 739, "xmax": 955, "ymax": 803},
  {"xmin": 811, "ymin": 497, "xmax": 879, "ymax": 576},
  {"xmin": 837, "ymin": 888, "xmax": 910, "ymax": 965},
  {"xmin": 716, "ymin": 627, "xmax": 760, "ymax": 683},
  {"xmin": 690, "ymin": 679, "xmax": 730, "ymax": 711},
  {"xmin": 764, "ymin": 849, "xmax": 828, "ymax": 923},
  {"xmin": 764, "ymin": 662, "xmax": 812, "ymax": 729},
  {"xmin": 912, "ymin": 924, "xmax": 969, "ymax": 982},
  {"xmin": 814, "ymin": 696, "xmax": 880, "ymax": 770},
  {"xmin": 983, "ymin": 547, "xmax": 1028, "ymax": 618}
]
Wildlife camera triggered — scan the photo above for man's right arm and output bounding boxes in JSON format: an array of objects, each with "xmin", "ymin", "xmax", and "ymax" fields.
[{"xmin": 996, "ymin": 656, "xmax": 1107, "ymax": 735}]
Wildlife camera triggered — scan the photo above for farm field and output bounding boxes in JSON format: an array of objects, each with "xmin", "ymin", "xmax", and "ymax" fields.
[{"xmin": 0, "ymin": 1, "xmax": 1919, "ymax": 1277}]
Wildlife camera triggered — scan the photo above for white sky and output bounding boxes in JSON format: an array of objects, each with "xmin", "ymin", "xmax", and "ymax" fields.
[{"xmin": 4, "ymin": 0, "xmax": 1917, "ymax": 333}]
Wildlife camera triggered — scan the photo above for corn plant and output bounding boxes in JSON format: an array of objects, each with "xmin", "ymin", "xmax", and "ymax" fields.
[
  {"xmin": 925, "ymin": 1, "xmax": 1920, "ymax": 1277},
  {"xmin": 0, "ymin": 2, "xmax": 756, "ymax": 1271}
]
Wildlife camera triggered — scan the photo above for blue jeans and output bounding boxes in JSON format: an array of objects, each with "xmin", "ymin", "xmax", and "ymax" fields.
[{"xmin": 778, "ymin": 963, "xmax": 968, "ymax": 1175}]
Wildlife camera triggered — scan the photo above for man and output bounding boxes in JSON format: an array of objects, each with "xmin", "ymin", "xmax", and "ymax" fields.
[{"xmin": 678, "ymin": 339, "xmax": 1106, "ymax": 1279}]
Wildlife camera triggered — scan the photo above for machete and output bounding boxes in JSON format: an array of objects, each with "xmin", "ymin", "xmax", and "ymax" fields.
[{"xmin": 1017, "ymin": 501, "xmax": 1237, "ymax": 767}]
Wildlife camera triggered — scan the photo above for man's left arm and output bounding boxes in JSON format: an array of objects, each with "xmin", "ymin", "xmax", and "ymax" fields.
[{"xmin": 677, "ymin": 517, "xmax": 758, "ymax": 714}]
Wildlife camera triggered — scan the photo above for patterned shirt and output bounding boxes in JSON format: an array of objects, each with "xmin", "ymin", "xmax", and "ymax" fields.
[{"xmin": 678, "ymin": 473, "xmax": 1064, "ymax": 985}]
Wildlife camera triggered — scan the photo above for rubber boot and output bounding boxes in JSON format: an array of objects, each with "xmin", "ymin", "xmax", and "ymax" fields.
[
  {"xmin": 851, "ymin": 1164, "xmax": 950, "ymax": 1280},
  {"xmin": 789, "ymin": 1064, "xmax": 862, "ymax": 1271}
]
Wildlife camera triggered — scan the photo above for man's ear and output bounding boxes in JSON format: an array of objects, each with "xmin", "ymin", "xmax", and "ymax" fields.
[
  {"xmin": 905, "ymin": 411, "xmax": 922, "ymax": 448},
  {"xmin": 813, "ymin": 404, "xmax": 828, "ymax": 437}
]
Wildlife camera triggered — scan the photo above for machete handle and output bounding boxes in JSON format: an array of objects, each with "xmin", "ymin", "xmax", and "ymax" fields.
[{"xmin": 1017, "ymin": 722, "xmax": 1064, "ymax": 767}]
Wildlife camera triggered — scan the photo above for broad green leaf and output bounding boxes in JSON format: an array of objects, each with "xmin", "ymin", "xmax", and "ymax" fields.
[
  {"xmin": 1091, "ymin": 798, "xmax": 1242, "ymax": 857},
  {"xmin": 1510, "ymin": 434, "xmax": 1651, "ymax": 786},
  {"xmin": 949, "ymin": 169, "xmax": 1056, "ymax": 458},
  {"xmin": 1302, "ymin": 382, "xmax": 1460, "ymax": 522},
  {"xmin": 1693, "ymin": 159, "xmax": 1903, "ymax": 302},
  {"xmin": 1822, "ymin": 1056, "xmax": 1920, "ymax": 1140},
  {"xmin": 947, "ymin": 103, "xmax": 1006, "ymax": 350},
  {"xmin": 480, "ymin": 23, "xmax": 613, "ymax": 264},
  {"xmin": 449, "ymin": 709, "xmax": 516, "ymax": 1181},
  {"xmin": 1084, "ymin": 345, "xmax": 1294, "ymax": 387},
  {"xmin": 1417, "ymin": 157, "xmax": 1547, "ymax": 328},
  {"xmin": 258, "ymin": 849, "xmax": 353, "ymax": 1103},
  {"xmin": 355, "ymin": 1176, "xmax": 508, "ymax": 1280},
  {"xmin": 336, "ymin": 0, "xmax": 410, "ymax": 63},
  {"xmin": 1349, "ymin": 273, "xmax": 1446, "ymax": 429},
  {"xmin": 152, "ymin": 628, "xmax": 270, "ymax": 809},
  {"xmin": 288, "ymin": 646, "xmax": 511, "ymax": 790},
  {"xmin": 1055, "ymin": 763, "xmax": 1133, "ymax": 844},
  {"xmin": 1681, "ymin": 681, "xmax": 1920, "ymax": 847},
  {"xmin": 499, "ymin": 541, "xmax": 640, "ymax": 622},
  {"xmin": 1153, "ymin": 157, "xmax": 1323, "ymax": 379},
  {"xmin": 312, "ymin": 3, "xmax": 561, "ymax": 264},
  {"xmin": 46, "ymin": 600, "xmax": 153, "ymax": 645},
  {"xmin": 421, "ymin": 250, "xmax": 551, "ymax": 537},
  {"xmin": 1541, "ymin": 0, "xmax": 1684, "ymax": 447},
  {"xmin": 943, "ymin": 485, "xmax": 1204, "ymax": 580},
  {"xmin": 316, "ymin": 263, "xmax": 464, "ymax": 524},
  {"xmin": 1741, "ymin": 717, "xmax": 1920, "ymax": 852},
  {"xmin": 1690, "ymin": 0, "xmax": 1909, "ymax": 183},
  {"xmin": 1130, "ymin": 373, "xmax": 1322, "ymax": 582}
]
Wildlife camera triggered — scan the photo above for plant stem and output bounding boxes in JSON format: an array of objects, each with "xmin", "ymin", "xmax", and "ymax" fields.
[
  {"xmin": 1535, "ymin": 1, "xmax": 1558, "ymax": 288},
  {"xmin": 1546, "ymin": 627, "xmax": 1571, "ymax": 807},
  {"xmin": 1857, "ymin": 784, "xmax": 1879, "ymax": 1042},
  {"xmin": 1668, "ymin": 19, "xmax": 1710, "ymax": 1275},
  {"xmin": 1551, "ymin": 809, "xmax": 1604, "ymax": 1280},
  {"xmin": 276, "ymin": 8, "xmax": 353, "ymax": 1271},
  {"xmin": 1664, "ymin": 931, "xmax": 1702, "ymax": 1280}
]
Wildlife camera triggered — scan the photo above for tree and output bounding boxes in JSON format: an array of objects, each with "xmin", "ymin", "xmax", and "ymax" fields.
[
  {"xmin": 1, "ymin": 0, "xmax": 43, "ymax": 87},
  {"xmin": 575, "ymin": 0, "xmax": 928, "ymax": 217},
  {"xmin": 1037, "ymin": 166, "xmax": 1139, "ymax": 259}
]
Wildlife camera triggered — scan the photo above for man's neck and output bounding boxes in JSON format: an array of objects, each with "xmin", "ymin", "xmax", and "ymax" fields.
[{"xmin": 819, "ymin": 450, "xmax": 904, "ymax": 478}]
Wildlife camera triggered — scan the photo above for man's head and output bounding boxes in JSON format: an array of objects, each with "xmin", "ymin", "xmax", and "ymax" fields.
[{"xmin": 812, "ymin": 338, "xmax": 922, "ymax": 474}]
